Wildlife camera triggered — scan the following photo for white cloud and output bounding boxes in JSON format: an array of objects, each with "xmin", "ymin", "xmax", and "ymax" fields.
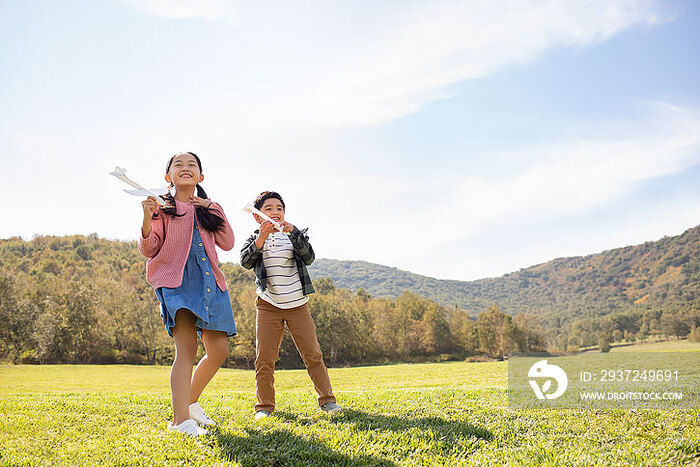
[
  {"xmin": 299, "ymin": 105, "xmax": 700, "ymax": 272},
  {"xmin": 121, "ymin": 1, "xmax": 667, "ymax": 129},
  {"xmin": 127, "ymin": 0, "xmax": 236, "ymax": 20},
  {"xmin": 446, "ymin": 106, "xmax": 700, "ymax": 233},
  {"xmin": 438, "ymin": 199, "xmax": 700, "ymax": 281},
  {"xmin": 279, "ymin": 0, "xmax": 667, "ymax": 127}
]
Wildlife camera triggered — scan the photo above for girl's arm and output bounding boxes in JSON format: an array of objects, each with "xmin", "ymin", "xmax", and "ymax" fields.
[
  {"xmin": 138, "ymin": 215, "xmax": 165, "ymax": 258},
  {"xmin": 209, "ymin": 202, "xmax": 235, "ymax": 251},
  {"xmin": 138, "ymin": 196, "xmax": 165, "ymax": 258}
]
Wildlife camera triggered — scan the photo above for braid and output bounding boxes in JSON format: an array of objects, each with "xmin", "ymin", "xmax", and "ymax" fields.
[
  {"xmin": 158, "ymin": 188, "xmax": 185, "ymax": 218},
  {"xmin": 194, "ymin": 184, "xmax": 226, "ymax": 233}
]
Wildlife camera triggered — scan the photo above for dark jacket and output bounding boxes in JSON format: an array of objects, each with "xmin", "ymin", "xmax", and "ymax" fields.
[{"xmin": 240, "ymin": 226, "xmax": 316, "ymax": 296}]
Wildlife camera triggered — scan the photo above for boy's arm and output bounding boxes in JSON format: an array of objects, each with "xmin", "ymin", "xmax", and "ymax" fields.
[
  {"xmin": 289, "ymin": 226, "xmax": 315, "ymax": 265},
  {"xmin": 240, "ymin": 232, "xmax": 262, "ymax": 269}
]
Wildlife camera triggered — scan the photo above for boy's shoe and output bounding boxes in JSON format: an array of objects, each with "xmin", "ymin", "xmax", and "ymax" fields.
[
  {"xmin": 189, "ymin": 402, "xmax": 216, "ymax": 426},
  {"xmin": 321, "ymin": 402, "xmax": 343, "ymax": 413},
  {"xmin": 167, "ymin": 419, "xmax": 208, "ymax": 436},
  {"xmin": 254, "ymin": 410, "xmax": 270, "ymax": 420}
]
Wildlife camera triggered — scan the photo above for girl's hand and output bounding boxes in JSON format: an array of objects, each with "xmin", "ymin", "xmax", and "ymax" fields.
[
  {"xmin": 280, "ymin": 221, "xmax": 294, "ymax": 233},
  {"xmin": 142, "ymin": 196, "xmax": 160, "ymax": 219},
  {"xmin": 190, "ymin": 195, "xmax": 212, "ymax": 209}
]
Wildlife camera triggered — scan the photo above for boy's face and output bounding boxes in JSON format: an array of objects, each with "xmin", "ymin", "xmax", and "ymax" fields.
[{"xmin": 255, "ymin": 198, "xmax": 285, "ymax": 225}]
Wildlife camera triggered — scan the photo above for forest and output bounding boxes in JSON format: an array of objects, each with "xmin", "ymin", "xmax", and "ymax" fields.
[
  {"xmin": 310, "ymin": 225, "xmax": 700, "ymax": 351},
  {"xmin": 0, "ymin": 229, "xmax": 697, "ymax": 367}
]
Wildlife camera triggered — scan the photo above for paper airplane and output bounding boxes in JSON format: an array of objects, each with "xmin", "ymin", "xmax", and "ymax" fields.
[
  {"xmin": 110, "ymin": 166, "xmax": 168, "ymax": 206},
  {"xmin": 243, "ymin": 203, "xmax": 284, "ymax": 232}
]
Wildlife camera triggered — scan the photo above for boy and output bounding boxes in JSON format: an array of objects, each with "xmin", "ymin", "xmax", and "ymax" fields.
[{"xmin": 240, "ymin": 191, "xmax": 341, "ymax": 419}]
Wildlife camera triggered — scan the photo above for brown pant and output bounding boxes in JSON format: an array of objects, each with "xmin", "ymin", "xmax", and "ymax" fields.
[{"xmin": 254, "ymin": 297, "xmax": 336, "ymax": 413}]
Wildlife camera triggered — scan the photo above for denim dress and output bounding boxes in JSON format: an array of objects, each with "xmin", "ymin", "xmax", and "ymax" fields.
[{"xmin": 155, "ymin": 220, "xmax": 237, "ymax": 338}]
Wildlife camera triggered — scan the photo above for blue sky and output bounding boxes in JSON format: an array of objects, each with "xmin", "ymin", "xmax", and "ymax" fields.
[{"xmin": 1, "ymin": 0, "xmax": 699, "ymax": 281}]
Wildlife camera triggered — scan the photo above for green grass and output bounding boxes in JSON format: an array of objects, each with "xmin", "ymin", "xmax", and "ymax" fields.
[
  {"xmin": 1, "ymin": 361, "xmax": 698, "ymax": 466},
  {"xmin": 609, "ymin": 339, "xmax": 700, "ymax": 353},
  {"xmin": 579, "ymin": 338, "xmax": 700, "ymax": 353}
]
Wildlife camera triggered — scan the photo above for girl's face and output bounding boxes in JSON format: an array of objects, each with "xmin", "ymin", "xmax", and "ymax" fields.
[{"xmin": 166, "ymin": 153, "xmax": 203, "ymax": 189}]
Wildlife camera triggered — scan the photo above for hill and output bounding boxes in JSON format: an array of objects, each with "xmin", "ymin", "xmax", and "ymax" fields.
[{"xmin": 309, "ymin": 225, "xmax": 700, "ymax": 318}]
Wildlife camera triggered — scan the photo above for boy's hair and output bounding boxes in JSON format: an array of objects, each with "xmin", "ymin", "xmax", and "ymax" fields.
[{"xmin": 254, "ymin": 191, "xmax": 285, "ymax": 210}]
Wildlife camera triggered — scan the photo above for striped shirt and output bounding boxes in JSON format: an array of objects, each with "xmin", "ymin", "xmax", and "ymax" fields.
[
  {"xmin": 240, "ymin": 226, "xmax": 316, "ymax": 297},
  {"xmin": 258, "ymin": 232, "xmax": 308, "ymax": 309}
]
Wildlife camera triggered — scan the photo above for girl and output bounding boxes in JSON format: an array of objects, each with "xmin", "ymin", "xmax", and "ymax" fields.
[{"xmin": 138, "ymin": 152, "xmax": 236, "ymax": 436}]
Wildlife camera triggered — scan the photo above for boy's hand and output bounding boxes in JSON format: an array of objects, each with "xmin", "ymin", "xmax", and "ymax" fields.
[
  {"xmin": 254, "ymin": 221, "xmax": 277, "ymax": 249},
  {"xmin": 280, "ymin": 221, "xmax": 294, "ymax": 233},
  {"xmin": 260, "ymin": 221, "xmax": 278, "ymax": 235}
]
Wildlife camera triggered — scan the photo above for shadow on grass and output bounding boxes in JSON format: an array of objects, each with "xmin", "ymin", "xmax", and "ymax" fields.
[
  {"xmin": 213, "ymin": 426, "xmax": 396, "ymax": 467},
  {"xmin": 277, "ymin": 409, "xmax": 493, "ymax": 443}
]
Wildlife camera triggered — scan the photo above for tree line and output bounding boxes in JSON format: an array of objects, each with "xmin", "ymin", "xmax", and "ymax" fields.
[
  {"xmin": 0, "ymin": 234, "xmax": 696, "ymax": 367},
  {"xmin": 310, "ymin": 226, "xmax": 700, "ymax": 331},
  {"xmin": 0, "ymin": 235, "xmax": 549, "ymax": 367}
]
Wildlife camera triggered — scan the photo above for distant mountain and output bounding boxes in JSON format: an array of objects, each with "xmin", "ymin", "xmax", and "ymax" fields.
[{"xmin": 308, "ymin": 225, "xmax": 699, "ymax": 318}]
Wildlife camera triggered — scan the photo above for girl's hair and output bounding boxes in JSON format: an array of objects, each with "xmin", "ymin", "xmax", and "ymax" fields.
[{"xmin": 159, "ymin": 152, "xmax": 227, "ymax": 233}]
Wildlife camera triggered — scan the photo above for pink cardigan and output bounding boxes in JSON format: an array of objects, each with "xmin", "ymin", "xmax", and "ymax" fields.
[{"xmin": 137, "ymin": 200, "xmax": 235, "ymax": 291}]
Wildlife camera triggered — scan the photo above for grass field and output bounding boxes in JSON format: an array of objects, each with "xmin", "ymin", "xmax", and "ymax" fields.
[
  {"xmin": 579, "ymin": 338, "xmax": 700, "ymax": 353},
  {"xmin": 1, "ymin": 360, "xmax": 698, "ymax": 466},
  {"xmin": 609, "ymin": 339, "xmax": 700, "ymax": 353}
]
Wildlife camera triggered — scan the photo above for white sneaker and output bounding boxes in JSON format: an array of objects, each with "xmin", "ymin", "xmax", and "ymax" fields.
[
  {"xmin": 167, "ymin": 419, "xmax": 208, "ymax": 436},
  {"xmin": 189, "ymin": 402, "xmax": 216, "ymax": 426},
  {"xmin": 321, "ymin": 402, "xmax": 342, "ymax": 413},
  {"xmin": 254, "ymin": 410, "xmax": 270, "ymax": 420}
]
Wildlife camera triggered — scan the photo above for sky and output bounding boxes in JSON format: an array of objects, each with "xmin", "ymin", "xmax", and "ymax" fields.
[{"xmin": 1, "ymin": 0, "xmax": 699, "ymax": 281}]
